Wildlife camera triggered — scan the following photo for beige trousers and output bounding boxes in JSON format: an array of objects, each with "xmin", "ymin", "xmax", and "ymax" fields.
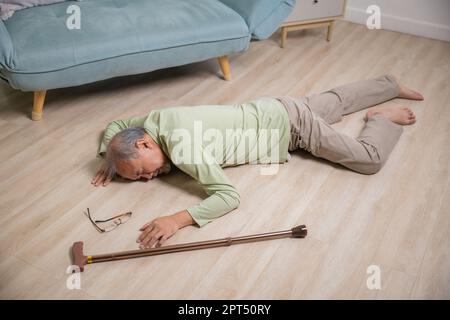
[{"xmin": 277, "ymin": 75, "xmax": 403, "ymax": 174}]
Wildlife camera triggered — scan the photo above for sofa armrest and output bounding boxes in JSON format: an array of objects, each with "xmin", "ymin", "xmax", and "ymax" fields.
[
  {"xmin": 0, "ymin": 20, "xmax": 14, "ymax": 69},
  {"xmin": 218, "ymin": 0, "xmax": 296, "ymax": 40}
]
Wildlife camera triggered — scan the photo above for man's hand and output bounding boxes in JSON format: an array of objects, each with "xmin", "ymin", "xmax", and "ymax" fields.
[
  {"xmin": 137, "ymin": 210, "xmax": 195, "ymax": 249},
  {"xmin": 91, "ymin": 162, "xmax": 113, "ymax": 187}
]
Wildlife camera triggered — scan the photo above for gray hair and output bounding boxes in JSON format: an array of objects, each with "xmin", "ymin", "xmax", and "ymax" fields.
[{"xmin": 105, "ymin": 127, "xmax": 147, "ymax": 178}]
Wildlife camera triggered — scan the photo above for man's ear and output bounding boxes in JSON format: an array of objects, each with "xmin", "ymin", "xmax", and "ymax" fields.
[
  {"xmin": 135, "ymin": 135, "xmax": 153, "ymax": 150},
  {"xmin": 135, "ymin": 138, "xmax": 148, "ymax": 150}
]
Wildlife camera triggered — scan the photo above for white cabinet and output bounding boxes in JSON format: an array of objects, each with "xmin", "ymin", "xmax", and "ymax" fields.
[
  {"xmin": 285, "ymin": 0, "xmax": 345, "ymax": 23},
  {"xmin": 280, "ymin": 0, "xmax": 346, "ymax": 47}
]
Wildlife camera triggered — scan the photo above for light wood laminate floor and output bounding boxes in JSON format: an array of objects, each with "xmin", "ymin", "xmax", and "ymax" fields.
[{"xmin": 0, "ymin": 21, "xmax": 449, "ymax": 299}]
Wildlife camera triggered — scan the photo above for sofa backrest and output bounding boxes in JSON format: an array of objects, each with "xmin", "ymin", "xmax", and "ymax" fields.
[{"xmin": 218, "ymin": 0, "xmax": 296, "ymax": 40}]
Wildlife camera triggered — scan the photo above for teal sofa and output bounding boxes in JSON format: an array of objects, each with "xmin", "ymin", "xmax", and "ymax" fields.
[{"xmin": 0, "ymin": 0, "xmax": 295, "ymax": 120}]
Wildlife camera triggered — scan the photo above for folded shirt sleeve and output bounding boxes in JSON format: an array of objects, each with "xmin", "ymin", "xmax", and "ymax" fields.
[{"xmin": 97, "ymin": 117, "xmax": 147, "ymax": 157}]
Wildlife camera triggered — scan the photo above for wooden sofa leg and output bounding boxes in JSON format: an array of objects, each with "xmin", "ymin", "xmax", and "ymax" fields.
[
  {"xmin": 327, "ymin": 20, "xmax": 334, "ymax": 42},
  {"xmin": 32, "ymin": 90, "xmax": 46, "ymax": 121},
  {"xmin": 218, "ymin": 56, "xmax": 231, "ymax": 81},
  {"xmin": 280, "ymin": 26, "xmax": 288, "ymax": 48}
]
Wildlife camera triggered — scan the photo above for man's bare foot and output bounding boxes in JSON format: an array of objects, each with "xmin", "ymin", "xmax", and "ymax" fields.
[
  {"xmin": 398, "ymin": 83, "xmax": 424, "ymax": 100},
  {"xmin": 364, "ymin": 106, "xmax": 416, "ymax": 125}
]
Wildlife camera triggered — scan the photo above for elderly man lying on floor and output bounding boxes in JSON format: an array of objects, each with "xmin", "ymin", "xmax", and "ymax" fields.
[{"xmin": 92, "ymin": 75, "xmax": 423, "ymax": 249}]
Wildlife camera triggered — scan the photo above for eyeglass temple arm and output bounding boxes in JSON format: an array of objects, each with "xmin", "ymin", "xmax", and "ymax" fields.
[
  {"xmin": 94, "ymin": 211, "xmax": 132, "ymax": 223},
  {"xmin": 85, "ymin": 208, "xmax": 105, "ymax": 233}
]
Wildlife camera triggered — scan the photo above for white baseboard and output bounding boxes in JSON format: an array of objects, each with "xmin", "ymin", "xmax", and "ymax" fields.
[{"xmin": 345, "ymin": 6, "xmax": 450, "ymax": 42}]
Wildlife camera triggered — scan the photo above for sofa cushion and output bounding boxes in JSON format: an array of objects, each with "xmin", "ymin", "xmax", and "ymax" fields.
[
  {"xmin": 218, "ymin": 0, "xmax": 295, "ymax": 40},
  {"xmin": 1, "ymin": 36, "xmax": 249, "ymax": 91},
  {"xmin": 1, "ymin": 0, "xmax": 250, "ymax": 74},
  {"xmin": 0, "ymin": 0, "xmax": 81, "ymax": 21}
]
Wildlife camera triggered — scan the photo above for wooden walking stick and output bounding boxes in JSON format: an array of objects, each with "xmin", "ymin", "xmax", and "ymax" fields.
[{"xmin": 72, "ymin": 225, "xmax": 307, "ymax": 271}]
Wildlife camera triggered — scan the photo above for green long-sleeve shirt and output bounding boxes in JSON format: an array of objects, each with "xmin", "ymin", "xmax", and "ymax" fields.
[{"xmin": 98, "ymin": 97, "xmax": 290, "ymax": 227}]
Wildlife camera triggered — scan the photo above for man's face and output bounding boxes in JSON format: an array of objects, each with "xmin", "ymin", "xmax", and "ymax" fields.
[{"xmin": 115, "ymin": 135, "xmax": 170, "ymax": 181}]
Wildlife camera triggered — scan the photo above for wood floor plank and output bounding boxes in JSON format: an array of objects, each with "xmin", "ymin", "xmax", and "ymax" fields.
[{"xmin": 0, "ymin": 255, "xmax": 94, "ymax": 299}]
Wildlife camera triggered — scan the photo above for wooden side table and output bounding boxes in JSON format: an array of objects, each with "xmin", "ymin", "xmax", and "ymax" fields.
[{"xmin": 280, "ymin": 0, "xmax": 347, "ymax": 48}]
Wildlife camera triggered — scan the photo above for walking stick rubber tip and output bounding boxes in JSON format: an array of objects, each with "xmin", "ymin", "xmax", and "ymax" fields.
[
  {"xmin": 291, "ymin": 225, "xmax": 307, "ymax": 238},
  {"xmin": 72, "ymin": 241, "xmax": 88, "ymax": 272}
]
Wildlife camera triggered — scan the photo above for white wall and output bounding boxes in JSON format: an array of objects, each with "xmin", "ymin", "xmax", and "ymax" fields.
[{"xmin": 345, "ymin": 0, "xmax": 450, "ymax": 42}]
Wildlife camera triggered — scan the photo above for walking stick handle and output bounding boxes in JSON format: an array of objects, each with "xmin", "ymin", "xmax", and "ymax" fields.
[{"xmin": 72, "ymin": 241, "xmax": 87, "ymax": 272}]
